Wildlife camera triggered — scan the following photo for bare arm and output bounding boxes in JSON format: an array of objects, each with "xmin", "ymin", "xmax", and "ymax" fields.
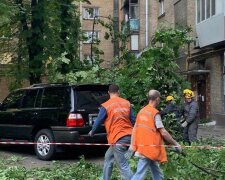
[{"xmin": 158, "ymin": 128, "xmax": 179, "ymax": 146}]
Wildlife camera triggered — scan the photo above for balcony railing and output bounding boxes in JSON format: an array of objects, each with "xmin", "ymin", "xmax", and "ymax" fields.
[
  {"xmin": 129, "ymin": 19, "xmax": 139, "ymax": 31},
  {"xmin": 196, "ymin": 13, "xmax": 225, "ymax": 47}
]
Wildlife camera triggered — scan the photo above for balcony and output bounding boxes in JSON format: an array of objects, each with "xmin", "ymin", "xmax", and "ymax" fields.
[
  {"xmin": 196, "ymin": 13, "xmax": 225, "ymax": 47},
  {"xmin": 129, "ymin": 19, "xmax": 139, "ymax": 32}
]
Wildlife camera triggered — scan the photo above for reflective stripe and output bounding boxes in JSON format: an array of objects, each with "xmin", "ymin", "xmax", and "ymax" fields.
[
  {"xmin": 135, "ymin": 123, "xmax": 156, "ymax": 132},
  {"xmin": 140, "ymin": 109, "xmax": 153, "ymax": 117},
  {"xmin": 113, "ymin": 107, "xmax": 130, "ymax": 113},
  {"xmin": 112, "ymin": 114, "xmax": 129, "ymax": 122},
  {"xmin": 104, "ymin": 102, "xmax": 130, "ymax": 110}
]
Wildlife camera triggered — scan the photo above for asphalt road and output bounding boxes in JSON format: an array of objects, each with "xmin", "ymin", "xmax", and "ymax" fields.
[
  {"xmin": 0, "ymin": 145, "xmax": 106, "ymax": 169},
  {"xmin": 198, "ymin": 125, "xmax": 225, "ymax": 140}
]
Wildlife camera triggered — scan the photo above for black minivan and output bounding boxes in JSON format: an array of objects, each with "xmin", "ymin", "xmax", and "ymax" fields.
[{"xmin": 0, "ymin": 83, "xmax": 109, "ymax": 160}]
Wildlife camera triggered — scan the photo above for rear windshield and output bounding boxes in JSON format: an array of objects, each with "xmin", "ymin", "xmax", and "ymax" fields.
[{"xmin": 76, "ymin": 90, "xmax": 109, "ymax": 108}]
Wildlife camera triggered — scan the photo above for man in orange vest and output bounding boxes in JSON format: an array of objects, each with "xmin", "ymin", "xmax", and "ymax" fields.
[
  {"xmin": 89, "ymin": 84, "xmax": 135, "ymax": 180},
  {"xmin": 129, "ymin": 89, "xmax": 181, "ymax": 180}
]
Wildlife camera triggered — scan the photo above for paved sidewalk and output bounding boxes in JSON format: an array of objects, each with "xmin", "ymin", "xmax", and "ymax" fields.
[{"xmin": 198, "ymin": 124, "xmax": 225, "ymax": 140}]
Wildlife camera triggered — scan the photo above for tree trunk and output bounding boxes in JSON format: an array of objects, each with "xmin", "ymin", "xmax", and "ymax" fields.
[
  {"xmin": 15, "ymin": 0, "xmax": 44, "ymax": 85},
  {"xmin": 29, "ymin": 0, "xmax": 44, "ymax": 84}
]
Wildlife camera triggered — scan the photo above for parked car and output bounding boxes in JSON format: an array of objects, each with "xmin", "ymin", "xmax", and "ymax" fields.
[{"xmin": 0, "ymin": 83, "xmax": 109, "ymax": 160}]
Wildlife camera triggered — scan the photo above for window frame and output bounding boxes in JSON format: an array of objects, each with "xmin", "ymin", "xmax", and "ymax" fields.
[
  {"xmin": 2, "ymin": 90, "xmax": 25, "ymax": 109},
  {"xmin": 83, "ymin": 54, "xmax": 98, "ymax": 64},
  {"xmin": 41, "ymin": 87, "xmax": 70, "ymax": 108},
  {"xmin": 83, "ymin": 31, "xmax": 99, "ymax": 44},
  {"xmin": 83, "ymin": 7, "xmax": 99, "ymax": 20},
  {"xmin": 21, "ymin": 89, "xmax": 39, "ymax": 108},
  {"xmin": 159, "ymin": 0, "xmax": 165, "ymax": 16},
  {"xmin": 196, "ymin": 0, "xmax": 217, "ymax": 24},
  {"xmin": 131, "ymin": 34, "xmax": 139, "ymax": 51},
  {"xmin": 129, "ymin": 3, "xmax": 139, "ymax": 19}
]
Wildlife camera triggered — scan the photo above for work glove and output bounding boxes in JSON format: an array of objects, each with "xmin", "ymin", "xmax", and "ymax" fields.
[
  {"xmin": 181, "ymin": 121, "xmax": 188, "ymax": 128},
  {"xmin": 124, "ymin": 147, "xmax": 135, "ymax": 160},
  {"xmin": 174, "ymin": 144, "xmax": 182, "ymax": 154}
]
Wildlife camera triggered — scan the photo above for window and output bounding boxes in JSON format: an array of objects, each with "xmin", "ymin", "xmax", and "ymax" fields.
[
  {"xmin": 131, "ymin": 35, "xmax": 139, "ymax": 51},
  {"xmin": 196, "ymin": 0, "xmax": 217, "ymax": 23},
  {"xmin": 201, "ymin": 0, "xmax": 205, "ymax": 21},
  {"xmin": 41, "ymin": 88, "xmax": 70, "ymax": 108},
  {"xmin": 130, "ymin": 0, "xmax": 138, "ymax": 3},
  {"xmin": 83, "ymin": 7, "xmax": 99, "ymax": 19},
  {"xmin": 224, "ymin": 53, "xmax": 225, "ymax": 110},
  {"xmin": 83, "ymin": 54, "xmax": 97, "ymax": 64},
  {"xmin": 197, "ymin": 0, "xmax": 201, "ymax": 23},
  {"xmin": 159, "ymin": 0, "xmax": 164, "ymax": 16},
  {"xmin": 2, "ymin": 90, "xmax": 24, "ymax": 109},
  {"xmin": 83, "ymin": 31, "xmax": 99, "ymax": 44},
  {"xmin": 130, "ymin": 4, "xmax": 139, "ymax": 19},
  {"xmin": 76, "ymin": 90, "xmax": 109, "ymax": 108},
  {"xmin": 83, "ymin": 54, "xmax": 92, "ymax": 63},
  {"xmin": 21, "ymin": 90, "xmax": 38, "ymax": 108},
  {"xmin": 211, "ymin": 0, "xmax": 215, "ymax": 15},
  {"xmin": 206, "ymin": 0, "xmax": 210, "ymax": 18}
]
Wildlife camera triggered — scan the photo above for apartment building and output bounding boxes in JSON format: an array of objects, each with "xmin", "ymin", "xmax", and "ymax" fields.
[
  {"xmin": 157, "ymin": 0, "xmax": 225, "ymax": 123},
  {"xmin": 79, "ymin": 0, "xmax": 114, "ymax": 67},
  {"xmin": 80, "ymin": 0, "xmax": 155, "ymax": 66},
  {"xmin": 190, "ymin": 0, "xmax": 225, "ymax": 123}
]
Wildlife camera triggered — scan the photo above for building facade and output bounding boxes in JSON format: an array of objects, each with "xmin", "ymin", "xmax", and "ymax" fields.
[
  {"xmin": 189, "ymin": 0, "xmax": 225, "ymax": 124},
  {"xmin": 79, "ymin": 0, "xmax": 154, "ymax": 65},
  {"xmin": 157, "ymin": 0, "xmax": 225, "ymax": 123},
  {"xmin": 79, "ymin": 0, "xmax": 114, "ymax": 67}
]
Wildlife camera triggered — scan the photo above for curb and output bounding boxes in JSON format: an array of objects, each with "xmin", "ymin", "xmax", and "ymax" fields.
[{"xmin": 199, "ymin": 121, "xmax": 216, "ymax": 127}]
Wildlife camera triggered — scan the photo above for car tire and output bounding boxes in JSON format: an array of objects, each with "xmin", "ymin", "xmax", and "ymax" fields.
[{"xmin": 34, "ymin": 129, "xmax": 55, "ymax": 161}]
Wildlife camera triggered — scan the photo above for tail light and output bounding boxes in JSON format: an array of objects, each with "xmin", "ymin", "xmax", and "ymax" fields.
[{"xmin": 66, "ymin": 113, "xmax": 85, "ymax": 127}]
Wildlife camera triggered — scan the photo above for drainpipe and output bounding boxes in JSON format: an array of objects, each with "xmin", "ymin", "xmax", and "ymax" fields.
[
  {"xmin": 145, "ymin": 0, "xmax": 148, "ymax": 47},
  {"xmin": 113, "ymin": 0, "xmax": 119, "ymax": 57}
]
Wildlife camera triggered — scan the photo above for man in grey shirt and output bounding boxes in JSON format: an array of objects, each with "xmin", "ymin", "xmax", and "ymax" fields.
[{"xmin": 181, "ymin": 89, "xmax": 199, "ymax": 144}]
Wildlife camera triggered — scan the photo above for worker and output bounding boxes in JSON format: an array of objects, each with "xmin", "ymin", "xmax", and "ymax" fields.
[
  {"xmin": 160, "ymin": 95, "xmax": 180, "ymax": 119},
  {"xmin": 181, "ymin": 89, "xmax": 199, "ymax": 144},
  {"xmin": 88, "ymin": 84, "xmax": 135, "ymax": 180},
  {"xmin": 127, "ymin": 89, "xmax": 182, "ymax": 180}
]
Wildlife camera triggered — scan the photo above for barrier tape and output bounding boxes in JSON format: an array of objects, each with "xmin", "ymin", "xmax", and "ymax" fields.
[{"xmin": 0, "ymin": 141, "xmax": 225, "ymax": 150}]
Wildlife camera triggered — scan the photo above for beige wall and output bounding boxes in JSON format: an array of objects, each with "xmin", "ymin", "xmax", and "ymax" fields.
[
  {"xmin": 187, "ymin": 0, "xmax": 198, "ymax": 50},
  {"xmin": 148, "ymin": 0, "xmax": 158, "ymax": 45},
  {"xmin": 80, "ymin": 0, "xmax": 114, "ymax": 68},
  {"xmin": 158, "ymin": 0, "xmax": 175, "ymax": 27},
  {"xmin": 208, "ymin": 55, "xmax": 223, "ymax": 114},
  {"xmin": 139, "ymin": 0, "xmax": 146, "ymax": 51}
]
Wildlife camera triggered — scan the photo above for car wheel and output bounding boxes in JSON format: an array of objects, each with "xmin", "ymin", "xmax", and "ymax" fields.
[{"xmin": 34, "ymin": 129, "xmax": 55, "ymax": 160}]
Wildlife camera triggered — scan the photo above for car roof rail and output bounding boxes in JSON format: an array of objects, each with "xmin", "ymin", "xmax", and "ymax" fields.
[{"xmin": 30, "ymin": 83, "xmax": 70, "ymax": 87}]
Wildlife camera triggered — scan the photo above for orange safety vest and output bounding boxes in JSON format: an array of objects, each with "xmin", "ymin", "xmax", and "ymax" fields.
[
  {"xmin": 102, "ymin": 96, "xmax": 133, "ymax": 144},
  {"xmin": 132, "ymin": 104, "xmax": 167, "ymax": 163}
]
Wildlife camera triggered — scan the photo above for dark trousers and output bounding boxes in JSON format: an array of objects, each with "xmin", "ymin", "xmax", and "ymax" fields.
[{"xmin": 183, "ymin": 121, "xmax": 198, "ymax": 144}]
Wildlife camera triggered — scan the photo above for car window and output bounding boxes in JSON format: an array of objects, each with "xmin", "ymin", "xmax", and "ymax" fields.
[
  {"xmin": 2, "ymin": 90, "xmax": 24, "ymax": 109},
  {"xmin": 35, "ymin": 89, "xmax": 43, "ymax": 108},
  {"xmin": 41, "ymin": 87, "xmax": 70, "ymax": 108},
  {"xmin": 21, "ymin": 89, "xmax": 38, "ymax": 108},
  {"xmin": 76, "ymin": 90, "xmax": 109, "ymax": 108}
]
